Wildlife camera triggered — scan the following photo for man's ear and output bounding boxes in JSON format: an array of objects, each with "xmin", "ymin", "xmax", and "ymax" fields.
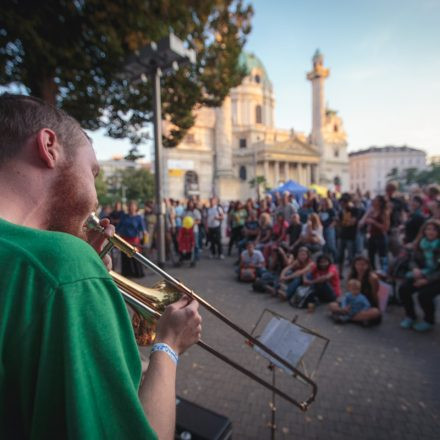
[{"xmin": 35, "ymin": 128, "xmax": 61, "ymax": 169}]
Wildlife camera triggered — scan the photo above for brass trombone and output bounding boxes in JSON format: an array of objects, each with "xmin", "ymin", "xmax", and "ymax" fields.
[{"xmin": 87, "ymin": 214, "xmax": 318, "ymax": 411}]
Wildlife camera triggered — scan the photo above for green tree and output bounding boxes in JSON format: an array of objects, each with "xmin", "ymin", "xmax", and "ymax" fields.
[
  {"xmin": 249, "ymin": 175, "xmax": 267, "ymax": 201},
  {"xmin": 95, "ymin": 169, "xmax": 109, "ymax": 205},
  {"xmin": 121, "ymin": 168, "xmax": 154, "ymax": 202},
  {"xmin": 0, "ymin": 1, "xmax": 253, "ymax": 148}
]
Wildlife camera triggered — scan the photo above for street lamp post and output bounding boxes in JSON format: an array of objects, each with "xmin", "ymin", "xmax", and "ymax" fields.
[{"xmin": 124, "ymin": 34, "xmax": 196, "ymax": 267}]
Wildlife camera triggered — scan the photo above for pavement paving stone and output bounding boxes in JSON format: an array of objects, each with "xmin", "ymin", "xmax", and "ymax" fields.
[{"xmin": 137, "ymin": 254, "xmax": 440, "ymax": 439}]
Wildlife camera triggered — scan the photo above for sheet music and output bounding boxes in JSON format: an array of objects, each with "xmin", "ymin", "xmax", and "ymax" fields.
[{"xmin": 254, "ymin": 317, "xmax": 315, "ymax": 373}]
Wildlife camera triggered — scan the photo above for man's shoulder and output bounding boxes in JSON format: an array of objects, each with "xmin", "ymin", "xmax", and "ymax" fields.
[{"xmin": 0, "ymin": 221, "xmax": 108, "ymax": 287}]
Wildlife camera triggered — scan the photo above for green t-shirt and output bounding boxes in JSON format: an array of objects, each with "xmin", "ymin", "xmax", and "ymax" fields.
[{"xmin": 0, "ymin": 218, "xmax": 157, "ymax": 439}]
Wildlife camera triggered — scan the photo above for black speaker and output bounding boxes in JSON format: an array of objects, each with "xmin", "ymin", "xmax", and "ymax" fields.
[{"xmin": 175, "ymin": 396, "xmax": 232, "ymax": 440}]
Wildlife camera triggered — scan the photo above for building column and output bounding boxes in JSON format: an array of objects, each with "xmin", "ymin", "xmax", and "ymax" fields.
[
  {"xmin": 274, "ymin": 161, "xmax": 280, "ymax": 186},
  {"xmin": 263, "ymin": 160, "xmax": 269, "ymax": 182}
]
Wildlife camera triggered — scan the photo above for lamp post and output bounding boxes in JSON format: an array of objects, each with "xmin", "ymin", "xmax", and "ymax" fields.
[{"xmin": 124, "ymin": 34, "xmax": 196, "ymax": 267}]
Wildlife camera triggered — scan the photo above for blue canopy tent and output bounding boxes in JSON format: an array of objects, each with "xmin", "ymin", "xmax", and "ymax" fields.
[{"xmin": 271, "ymin": 180, "xmax": 308, "ymax": 197}]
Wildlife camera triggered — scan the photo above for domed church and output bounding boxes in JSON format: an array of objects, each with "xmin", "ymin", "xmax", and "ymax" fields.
[{"xmin": 163, "ymin": 50, "xmax": 348, "ymax": 200}]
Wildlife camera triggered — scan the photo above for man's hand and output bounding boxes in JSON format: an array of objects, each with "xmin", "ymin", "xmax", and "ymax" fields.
[
  {"xmin": 87, "ymin": 217, "xmax": 115, "ymax": 271},
  {"xmin": 155, "ymin": 297, "xmax": 202, "ymax": 355}
]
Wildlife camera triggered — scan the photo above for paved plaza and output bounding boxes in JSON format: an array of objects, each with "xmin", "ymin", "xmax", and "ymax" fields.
[{"xmin": 139, "ymin": 255, "xmax": 440, "ymax": 440}]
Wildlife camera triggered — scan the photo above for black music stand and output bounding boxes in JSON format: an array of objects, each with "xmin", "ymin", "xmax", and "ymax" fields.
[{"xmin": 250, "ymin": 309, "xmax": 329, "ymax": 440}]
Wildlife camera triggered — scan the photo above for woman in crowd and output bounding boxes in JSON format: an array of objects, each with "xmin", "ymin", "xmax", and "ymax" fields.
[
  {"xmin": 263, "ymin": 212, "xmax": 289, "ymax": 261},
  {"xmin": 116, "ymin": 200, "xmax": 147, "ymax": 278},
  {"xmin": 360, "ymin": 195, "xmax": 390, "ymax": 273},
  {"xmin": 255, "ymin": 212, "xmax": 273, "ymax": 251},
  {"xmin": 348, "ymin": 256, "xmax": 382, "ymax": 323},
  {"xmin": 303, "ymin": 254, "xmax": 340, "ymax": 305},
  {"xmin": 227, "ymin": 201, "xmax": 247, "ymax": 256},
  {"xmin": 399, "ymin": 220, "xmax": 440, "ymax": 332},
  {"xmin": 292, "ymin": 213, "xmax": 325, "ymax": 254},
  {"xmin": 109, "ymin": 200, "xmax": 124, "ymax": 227},
  {"xmin": 277, "ymin": 247, "xmax": 315, "ymax": 301},
  {"xmin": 319, "ymin": 198, "xmax": 337, "ymax": 260}
]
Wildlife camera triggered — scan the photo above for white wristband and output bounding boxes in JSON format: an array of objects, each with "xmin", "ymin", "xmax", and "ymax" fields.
[{"xmin": 151, "ymin": 343, "xmax": 179, "ymax": 365}]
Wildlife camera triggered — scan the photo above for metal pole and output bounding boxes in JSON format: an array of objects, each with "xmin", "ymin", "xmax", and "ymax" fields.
[{"xmin": 152, "ymin": 66, "xmax": 166, "ymax": 267}]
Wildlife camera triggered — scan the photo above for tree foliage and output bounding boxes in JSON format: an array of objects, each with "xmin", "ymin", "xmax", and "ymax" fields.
[
  {"xmin": 121, "ymin": 168, "xmax": 154, "ymax": 202},
  {"xmin": 0, "ymin": 0, "xmax": 253, "ymax": 147},
  {"xmin": 386, "ymin": 164, "xmax": 440, "ymax": 189}
]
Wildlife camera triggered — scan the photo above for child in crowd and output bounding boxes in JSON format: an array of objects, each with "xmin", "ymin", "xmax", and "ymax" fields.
[
  {"xmin": 177, "ymin": 216, "xmax": 196, "ymax": 267},
  {"xmin": 328, "ymin": 279, "xmax": 371, "ymax": 323}
]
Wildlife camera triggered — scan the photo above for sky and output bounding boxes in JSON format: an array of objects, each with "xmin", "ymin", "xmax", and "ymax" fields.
[{"xmin": 90, "ymin": 0, "xmax": 440, "ymax": 160}]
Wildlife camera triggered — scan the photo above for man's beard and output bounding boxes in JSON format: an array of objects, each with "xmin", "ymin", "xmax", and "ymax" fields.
[{"xmin": 46, "ymin": 163, "xmax": 97, "ymax": 240}]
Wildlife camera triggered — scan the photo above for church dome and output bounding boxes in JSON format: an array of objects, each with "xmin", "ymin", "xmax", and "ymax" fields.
[{"xmin": 239, "ymin": 52, "xmax": 272, "ymax": 88}]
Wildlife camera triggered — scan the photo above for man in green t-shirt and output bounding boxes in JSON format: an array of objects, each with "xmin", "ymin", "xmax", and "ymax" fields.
[{"xmin": 0, "ymin": 94, "xmax": 202, "ymax": 439}]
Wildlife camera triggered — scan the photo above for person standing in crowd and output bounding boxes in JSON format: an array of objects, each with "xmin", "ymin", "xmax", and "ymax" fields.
[
  {"xmin": 184, "ymin": 199, "xmax": 202, "ymax": 261},
  {"xmin": 385, "ymin": 182, "xmax": 405, "ymax": 256},
  {"xmin": 360, "ymin": 195, "xmax": 390, "ymax": 274},
  {"xmin": 319, "ymin": 198, "xmax": 337, "ymax": 260},
  {"xmin": 0, "ymin": 94, "xmax": 202, "ymax": 439},
  {"xmin": 227, "ymin": 200, "xmax": 247, "ymax": 256},
  {"xmin": 117, "ymin": 200, "xmax": 147, "ymax": 278},
  {"xmin": 338, "ymin": 193, "xmax": 360, "ymax": 277},
  {"xmin": 403, "ymin": 195, "xmax": 426, "ymax": 244},
  {"xmin": 207, "ymin": 196, "xmax": 225, "ymax": 259},
  {"xmin": 236, "ymin": 208, "xmax": 260, "ymax": 257},
  {"xmin": 276, "ymin": 191, "xmax": 297, "ymax": 221},
  {"xmin": 109, "ymin": 200, "xmax": 125, "ymax": 227},
  {"xmin": 399, "ymin": 220, "xmax": 440, "ymax": 332}
]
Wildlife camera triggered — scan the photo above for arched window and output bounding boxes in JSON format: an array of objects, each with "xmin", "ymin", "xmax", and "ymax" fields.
[
  {"xmin": 184, "ymin": 171, "xmax": 199, "ymax": 197},
  {"xmin": 255, "ymin": 105, "xmax": 262, "ymax": 124},
  {"xmin": 255, "ymin": 74, "xmax": 261, "ymax": 84},
  {"xmin": 239, "ymin": 166, "xmax": 247, "ymax": 181}
]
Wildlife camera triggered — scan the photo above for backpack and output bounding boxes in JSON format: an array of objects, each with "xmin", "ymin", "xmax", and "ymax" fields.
[{"xmin": 289, "ymin": 286, "xmax": 313, "ymax": 308}]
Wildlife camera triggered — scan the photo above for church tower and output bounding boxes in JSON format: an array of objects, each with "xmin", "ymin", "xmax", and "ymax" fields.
[{"xmin": 307, "ymin": 49, "xmax": 329, "ymax": 153}]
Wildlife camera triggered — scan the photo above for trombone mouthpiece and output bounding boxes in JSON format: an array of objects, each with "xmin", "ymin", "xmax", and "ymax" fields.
[{"xmin": 86, "ymin": 213, "xmax": 103, "ymax": 232}]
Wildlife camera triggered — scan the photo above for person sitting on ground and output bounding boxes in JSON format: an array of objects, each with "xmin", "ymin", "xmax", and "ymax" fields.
[
  {"xmin": 348, "ymin": 256, "xmax": 382, "ymax": 322},
  {"xmin": 399, "ymin": 219, "xmax": 440, "ymax": 332},
  {"xmin": 302, "ymin": 254, "xmax": 341, "ymax": 305},
  {"xmin": 255, "ymin": 212, "xmax": 272, "ymax": 251},
  {"xmin": 286, "ymin": 213, "xmax": 302, "ymax": 253},
  {"xmin": 328, "ymin": 279, "xmax": 373, "ymax": 324},
  {"xmin": 263, "ymin": 212, "xmax": 289, "ymax": 261},
  {"xmin": 238, "ymin": 241, "xmax": 265, "ymax": 282},
  {"xmin": 292, "ymin": 213, "xmax": 325, "ymax": 255},
  {"xmin": 277, "ymin": 247, "xmax": 315, "ymax": 301}
]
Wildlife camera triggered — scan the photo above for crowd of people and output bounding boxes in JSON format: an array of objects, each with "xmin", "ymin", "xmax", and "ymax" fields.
[{"xmin": 102, "ymin": 181, "xmax": 440, "ymax": 332}]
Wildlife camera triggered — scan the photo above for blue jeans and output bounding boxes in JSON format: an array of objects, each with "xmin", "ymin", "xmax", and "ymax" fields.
[
  {"xmin": 324, "ymin": 226, "xmax": 337, "ymax": 260},
  {"xmin": 338, "ymin": 238, "xmax": 355, "ymax": 268},
  {"xmin": 285, "ymin": 277, "xmax": 303, "ymax": 300}
]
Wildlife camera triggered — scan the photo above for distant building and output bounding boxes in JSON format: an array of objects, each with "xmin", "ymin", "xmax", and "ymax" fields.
[
  {"xmin": 162, "ymin": 50, "xmax": 348, "ymax": 201},
  {"xmin": 349, "ymin": 146, "xmax": 427, "ymax": 195},
  {"xmin": 99, "ymin": 156, "xmax": 151, "ymax": 200}
]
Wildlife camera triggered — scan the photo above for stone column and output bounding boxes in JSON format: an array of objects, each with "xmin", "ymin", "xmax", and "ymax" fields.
[
  {"xmin": 274, "ymin": 161, "xmax": 280, "ymax": 186},
  {"xmin": 215, "ymin": 96, "xmax": 233, "ymax": 177}
]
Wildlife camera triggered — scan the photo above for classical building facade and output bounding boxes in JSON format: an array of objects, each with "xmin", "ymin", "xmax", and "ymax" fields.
[
  {"xmin": 162, "ymin": 50, "xmax": 348, "ymax": 201},
  {"xmin": 349, "ymin": 146, "xmax": 427, "ymax": 195}
]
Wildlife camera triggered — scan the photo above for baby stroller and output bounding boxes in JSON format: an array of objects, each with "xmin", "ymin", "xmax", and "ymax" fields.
[{"xmin": 177, "ymin": 216, "xmax": 196, "ymax": 267}]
